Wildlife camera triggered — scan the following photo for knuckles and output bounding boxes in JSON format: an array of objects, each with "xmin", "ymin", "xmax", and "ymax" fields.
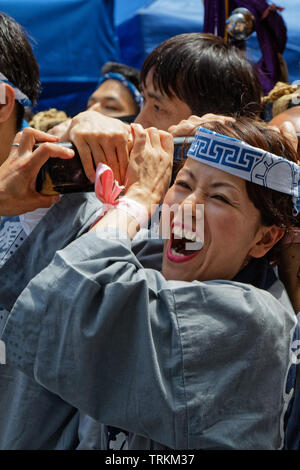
[{"xmin": 22, "ymin": 126, "xmax": 36, "ymax": 137}]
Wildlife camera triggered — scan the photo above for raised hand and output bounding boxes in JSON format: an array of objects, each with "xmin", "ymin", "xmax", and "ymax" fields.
[{"xmin": 0, "ymin": 127, "xmax": 74, "ymax": 216}]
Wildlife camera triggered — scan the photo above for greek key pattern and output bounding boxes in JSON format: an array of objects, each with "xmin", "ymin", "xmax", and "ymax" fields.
[
  {"xmin": 188, "ymin": 134, "xmax": 263, "ymax": 173},
  {"xmin": 188, "ymin": 128, "xmax": 300, "ymax": 203}
]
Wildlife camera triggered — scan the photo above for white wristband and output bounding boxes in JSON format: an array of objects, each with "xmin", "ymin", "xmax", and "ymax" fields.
[{"xmin": 116, "ymin": 197, "xmax": 149, "ymax": 228}]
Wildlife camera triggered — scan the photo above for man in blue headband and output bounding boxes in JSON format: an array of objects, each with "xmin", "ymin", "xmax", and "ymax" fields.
[
  {"xmin": 87, "ymin": 61, "xmax": 142, "ymax": 119},
  {"xmin": 46, "ymin": 61, "xmax": 142, "ymax": 149}
]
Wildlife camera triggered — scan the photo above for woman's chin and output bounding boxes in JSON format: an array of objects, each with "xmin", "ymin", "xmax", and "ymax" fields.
[
  {"xmin": 162, "ymin": 267, "xmax": 189, "ymax": 281},
  {"xmin": 162, "ymin": 258, "xmax": 193, "ymax": 282},
  {"xmin": 162, "ymin": 240, "xmax": 204, "ymax": 281}
]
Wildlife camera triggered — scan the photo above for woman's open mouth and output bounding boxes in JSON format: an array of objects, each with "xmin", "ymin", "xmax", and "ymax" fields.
[{"xmin": 166, "ymin": 223, "xmax": 203, "ymax": 263}]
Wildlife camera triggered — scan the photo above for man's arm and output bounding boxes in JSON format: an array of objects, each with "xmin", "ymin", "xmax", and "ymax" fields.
[{"xmin": 0, "ymin": 127, "xmax": 74, "ymax": 216}]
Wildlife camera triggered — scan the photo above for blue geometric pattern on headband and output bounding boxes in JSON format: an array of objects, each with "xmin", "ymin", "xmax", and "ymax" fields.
[
  {"xmin": 0, "ymin": 72, "xmax": 32, "ymax": 108},
  {"xmin": 97, "ymin": 72, "xmax": 143, "ymax": 111},
  {"xmin": 187, "ymin": 127, "xmax": 300, "ymax": 215},
  {"xmin": 191, "ymin": 134, "xmax": 263, "ymax": 172}
]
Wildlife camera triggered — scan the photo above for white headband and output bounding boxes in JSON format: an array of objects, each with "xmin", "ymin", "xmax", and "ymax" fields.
[
  {"xmin": 187, "ymin": 127, "xmax": 300, "ymax": 216},
  {"xmin": 0, "ymin": 72, "xmax": 32, "ymax": 107}
]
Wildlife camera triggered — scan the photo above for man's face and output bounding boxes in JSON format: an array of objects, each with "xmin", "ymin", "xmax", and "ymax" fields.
[
  {"xmin": 87, "ymin": 79, "xmax": 137, "ymax": 117},
  {"xmin": 135, "ymin": 68, "xmax": 192, "ymax": 130}
]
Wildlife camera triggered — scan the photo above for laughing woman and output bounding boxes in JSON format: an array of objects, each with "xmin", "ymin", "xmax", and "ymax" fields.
[{"xmin": 1, "ymin": 119, "xmax": 299, "ymax": 450}]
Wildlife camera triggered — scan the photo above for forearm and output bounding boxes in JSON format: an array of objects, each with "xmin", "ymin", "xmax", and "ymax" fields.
[
  {"xmin": 90, "ymin": 180, "xmax": 154, "ymax": 241},
  {"xmin": 90, "ymin": 206, "xmax": 141, "ymax": 240}
]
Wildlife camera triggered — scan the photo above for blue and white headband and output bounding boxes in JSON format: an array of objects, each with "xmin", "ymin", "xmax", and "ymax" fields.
[
  {"xmin": 97, "ymin": 72, "xmax": 143, "ymax": 111},
  {"xmin": 0, "ymin": 72, "xmax": 32, "ymax": 107},
  {"xmin": 187, "ymin": 127, "xmax": 300, "ymax": 216}
]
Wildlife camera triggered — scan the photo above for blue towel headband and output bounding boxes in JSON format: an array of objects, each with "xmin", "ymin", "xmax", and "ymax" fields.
[
  {"xmin": 187, "ymin": 127, "xmax": 300, "ymax": 216},
  {"xmin": 0, "ymin": 72, "xmax": 32, "ymax": 107},
  {"xmin": 97, "ymin": 72, "xmax": 143, "ymax": 111}
]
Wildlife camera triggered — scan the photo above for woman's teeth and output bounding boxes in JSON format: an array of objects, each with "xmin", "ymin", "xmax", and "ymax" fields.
[
  {"xmin": 170, "ymin": 248, "xmax": 186, "ymax": 257},
  {"xmin": 172, "ymin": 225, "xmax": 202, "ymax": 243}
]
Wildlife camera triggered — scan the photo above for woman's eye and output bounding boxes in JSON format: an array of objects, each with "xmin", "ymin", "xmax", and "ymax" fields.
[
  {"xmin": 175, "ymin": 181, "xmax": 191, "ymax": 190},
  {"xmin": 212, "ymin": 194, "xmax": 230, "ymax": 204},
  {"xmin": 154, "ymin": 104, "xmax": 161, "ymax": 112}
]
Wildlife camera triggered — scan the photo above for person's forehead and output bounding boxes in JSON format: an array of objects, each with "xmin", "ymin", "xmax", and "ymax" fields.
[
  {"xmin": 142, "ymin": 68, "xmax": 169, "ymax": 99},
  {"xmin": 94, "ymin": 80, "xmax": 133, "ymax": 102},
  {"xmin": 184, "ymin": 158, "xmax": 246, "ymax": 190}
]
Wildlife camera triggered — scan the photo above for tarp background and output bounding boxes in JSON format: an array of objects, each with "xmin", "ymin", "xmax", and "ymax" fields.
[
  {"xmin": 0, "ymin": 0, "xmax": 299, "ymax": 115},
  {"xmin": 117, "ymin": 0, "xmax": 205, "ymax": 69},
  {"xmin": 117, "ymin": 0, "xmax": 300, "ymax": 86},
  {"xmin": 0, "ymin": 0, "xmax": 120, "ymax": 116}
]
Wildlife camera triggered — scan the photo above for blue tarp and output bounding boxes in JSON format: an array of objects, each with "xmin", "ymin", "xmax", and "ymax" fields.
[
  {"xmin": 0, "ymin": 0, "xmax": 120, "ymax": 115},
  {"xmin": 117, "ymin": 0, "xmax": 205, "ymax": 70},
  {"xmin": 114, "ymin": 0, "xmax": 152, "ymax": 26},
  {"xmin": 0, "ymin": 1, "xmax": 299, "ymax": 115},
  {"xmin": 117, "ymin": 0, "xmax": 300, "ymax": 86}
]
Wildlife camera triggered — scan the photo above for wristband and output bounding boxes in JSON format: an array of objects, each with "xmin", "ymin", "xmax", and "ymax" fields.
[
  {"xmin": 91, "ymin": 162, "xmax": 149, "ymax": 229},
  {"xmin": 116, "ymin": 196, "xmax": 149, "ymax": 228}
]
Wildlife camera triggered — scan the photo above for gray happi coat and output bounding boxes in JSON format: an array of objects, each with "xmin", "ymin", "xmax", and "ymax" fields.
[{"xmin": 0, "ymin": 215, "xmax": 297, "ymax": 450}]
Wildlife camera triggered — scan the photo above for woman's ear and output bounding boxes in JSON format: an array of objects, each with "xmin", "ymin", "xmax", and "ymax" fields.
[
  {"xmin": 0, "ymin": 84, "xmax": 15, "ymax": 123},
  {"xmin": 248, "ymin": 225, "xmax": 285, "ymax": 259}
]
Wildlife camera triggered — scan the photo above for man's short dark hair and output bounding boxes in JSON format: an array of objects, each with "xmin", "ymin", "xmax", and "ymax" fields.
[
  {"xmin": 101, "ymin": 61, "xmax": 140, "ymax": 91},
  {"xmin": 140, "ymin": 33, "xmax": 262, "ymax": 117},
  {"xmin": 0, "ymin": 12, "xmax": 40, "ymax": 131}
]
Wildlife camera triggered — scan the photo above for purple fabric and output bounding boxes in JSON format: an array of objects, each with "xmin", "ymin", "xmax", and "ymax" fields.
[
  {"xmin": 203, "ymin": 0, "xmax": 287, "ymax": 94},
  {"xmin": 204, "ymin": 0, "xmax": 235, "ymax": 37}
]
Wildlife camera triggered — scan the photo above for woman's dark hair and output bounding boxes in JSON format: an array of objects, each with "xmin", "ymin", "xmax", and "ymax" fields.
[
  {"xmin": 198, "ymin": 117, "xmax": 300, "ymax": 260},
  {"xmin": 0, "ymin": 12, "xmax": 40, "ymax": 131},
  {"xmin": 141, "ymin": 33, "xmax": 262, "ymax": 118}
]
